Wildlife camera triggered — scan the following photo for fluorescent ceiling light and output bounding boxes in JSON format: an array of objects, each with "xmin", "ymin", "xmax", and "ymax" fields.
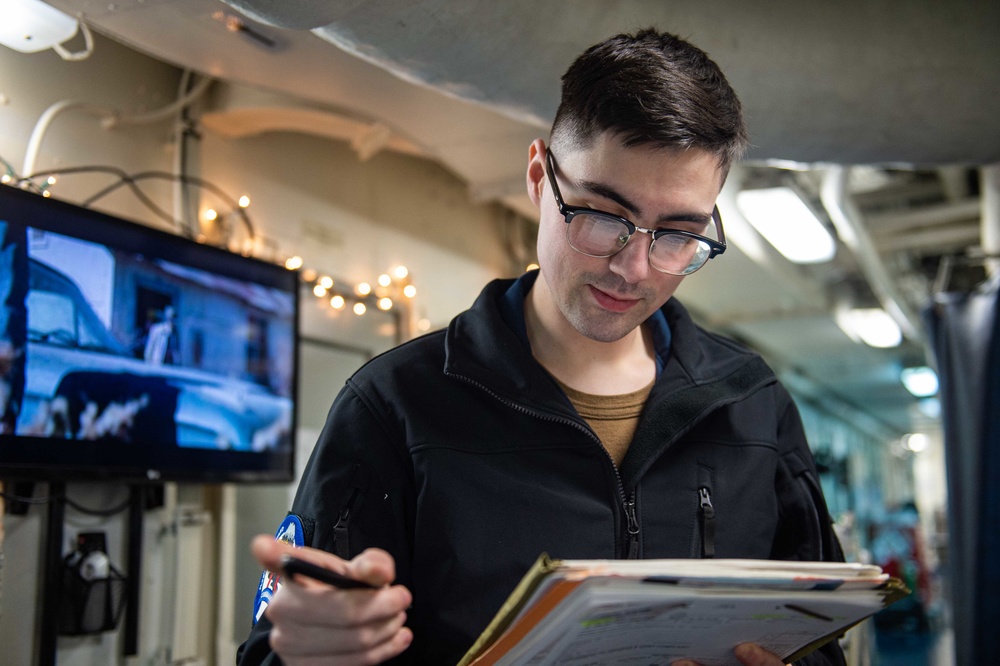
[
  {"xmin": 736, "ymin": 187, "xmax": 837, "ymax": 263},
  {"xmin": 835, "ymin": 307, "xmax": 902, "ymax": 348},
  {"xmin": 901, "ymin": 366, "xmax": 939, "ymax": 397},
  {"xmin": 0, "ymin": 0, "xmax": 78, "ymax": 54}
]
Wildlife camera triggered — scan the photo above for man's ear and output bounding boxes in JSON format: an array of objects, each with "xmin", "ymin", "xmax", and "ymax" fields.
[{"xmin": 526, "ymin": 139, "xmax": 547, "ymax": 209}]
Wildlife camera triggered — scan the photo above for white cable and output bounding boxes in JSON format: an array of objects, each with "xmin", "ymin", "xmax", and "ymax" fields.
[
  {"xmin": 102, "ymin": 74, "xmax": 213, "ymax": 129},
  {"xmin": 22, "ymin": 99, "xmax": 113, "ymax": 177},
  {"xmin": 52, "ymin": 20, "xmax": 94, "ymax": 62},
  {"xmin": 21, "ymin": 73, "xmax": 212, "ymax": 179}
]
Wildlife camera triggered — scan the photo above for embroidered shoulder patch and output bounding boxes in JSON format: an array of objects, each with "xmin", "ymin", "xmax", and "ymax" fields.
[{"xmin": 252, "ymin": 514, "xmax": 306, "ymax": 624}]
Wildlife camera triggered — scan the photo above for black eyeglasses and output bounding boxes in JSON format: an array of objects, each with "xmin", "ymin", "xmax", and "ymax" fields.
[{"xmin": 545, "ymin": 150, "xmax": 726, "ymax": 276}]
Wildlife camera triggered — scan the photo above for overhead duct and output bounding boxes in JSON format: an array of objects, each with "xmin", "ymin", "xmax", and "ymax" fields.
[{"xmin": 821, "ymin": 166, "xmax": 924, "ymax": 343}]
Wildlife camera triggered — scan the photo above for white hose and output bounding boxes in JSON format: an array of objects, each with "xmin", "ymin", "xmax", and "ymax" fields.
[
  {"xmin": 21, "ymin": 73, "xmax": 213, "ymax": 179},
  {"xmin": 102, "ymin": 74, "xmax": 214, "ymax": 128},
  {"xmin": 22, "ymin": 99, "xmax": 112, "ymax": 177}
]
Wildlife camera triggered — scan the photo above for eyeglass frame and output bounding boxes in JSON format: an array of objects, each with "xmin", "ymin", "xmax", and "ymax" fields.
[{"xmin": 544, "ymin": 150, "xmax": 727, "ymax": 275}]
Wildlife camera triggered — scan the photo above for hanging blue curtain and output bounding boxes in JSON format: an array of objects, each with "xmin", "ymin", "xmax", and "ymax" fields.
[{"xmin": 924, "ymin": 272, "xmax": 1000, "ymax": 665}]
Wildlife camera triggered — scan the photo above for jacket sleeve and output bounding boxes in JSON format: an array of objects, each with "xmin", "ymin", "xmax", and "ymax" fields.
[
  {"xmin": 236, "ymin": 380, "xmax": 417, "ymax": 665},
  {"xmin": 771, "ymin": 386, "xmax": 848, "ymax": 666}
]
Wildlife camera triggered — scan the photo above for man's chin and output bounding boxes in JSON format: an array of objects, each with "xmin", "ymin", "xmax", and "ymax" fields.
[{"xmin": 568, "ymin": 311, "xmax": 645, "ymax": 344}]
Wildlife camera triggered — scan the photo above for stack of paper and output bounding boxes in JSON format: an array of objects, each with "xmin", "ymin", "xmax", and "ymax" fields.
[{"xmin": 458, "ymin": 555, "xmax": 908, "ymax": 666}]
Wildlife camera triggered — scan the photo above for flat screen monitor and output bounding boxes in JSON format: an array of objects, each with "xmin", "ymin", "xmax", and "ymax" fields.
[{"xmin": 0, "ymin": 184, "xmax": 298, "ymax": 483}]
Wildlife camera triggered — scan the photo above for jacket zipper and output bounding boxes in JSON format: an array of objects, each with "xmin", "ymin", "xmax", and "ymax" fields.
[
  {"xmin": 624, "ymin": 493, "xmax": 639, "ymax": 559},
  {"xmin": 698, "ymin": 486, "xmax": 716, "ymax": 558},
  {"xmin": 453, "ymin": 374, "xmax": 639, "ymax": 559}
]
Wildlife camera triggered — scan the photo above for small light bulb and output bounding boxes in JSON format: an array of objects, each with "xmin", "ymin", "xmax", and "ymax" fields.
[
  {"xmin": 356, "ymin": 282, "xmax": 372, "ymax": 296},
  {"xmin": 301, "ymin": 268, "xmax": 317, "ymax": 283},
  {"xmin": 1, "ymin": 174, "xmax": 11, "ymax": 184},
  {"xmin": 46, "ymin": 176, "xmax": 57, "ymax": 186},
  {"xmin": 378, "ymin": 273, "xmax": 392, "ymax": 287},
  {"xmin": 42, "ymin": 190, "xmax": 51, "ymax": 198},
  {"xmin": 319, "ymin": 275, "xmax": 334, "ymax": 289},
  {"xmin": 403, "ymin": 284, "xmax": 417, "ymax": 298},
  {"xmin": 417, "ymin": 318, "xmax": 431, "ymax": 332},
  {"xmin": 353, "ymin": 302, "xmax": 367, "ymax": 315},
  {"xmin": 393, "ymin": 265, "xmax": 409, "ymax": 279},
  {"xmin": 285, "ymin": 256, "xmax": 303, "ymax": 270},
  {"xmin": 238, "ymin": 195, "xmax": 250, "ymax": 208},
  {"xmin": 526, "ymin": 263, "xmax": 539, "ymax": 272},
  {"xmin": 330, "ymin": 295, "xmax": 346, "ymax": 309},
  {"xmin": 204, "ymin": 208, "xmax": 218, "ymax": 221},
  {"xmin": 313, "ymin": 284, "xmax": 327, "ymax": 297},
  {"xmin": 378, "ymin": 297, "xmax": 393, "ymax": 311}
]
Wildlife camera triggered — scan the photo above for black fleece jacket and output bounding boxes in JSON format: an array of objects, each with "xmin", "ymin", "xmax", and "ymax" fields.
[{"xmin": 239, "ymin": 272, "xmax": 846, "ymax": 666}]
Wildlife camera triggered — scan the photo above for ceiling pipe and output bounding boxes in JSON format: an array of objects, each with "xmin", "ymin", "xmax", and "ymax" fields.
[
  {"xmin": 873, "ymin": 224, "xmax": 981, "ymax": 254},
  {"xmin": 867, "ymin": 198, "xmax": 981, "ymax": 234},
  {"xmin": 982, "ymin": 165, "xmax": 1000, "ymax": 277},
  {"xmin": 821, "ymin": 166, "xmax": 924, "ymax": 344}
]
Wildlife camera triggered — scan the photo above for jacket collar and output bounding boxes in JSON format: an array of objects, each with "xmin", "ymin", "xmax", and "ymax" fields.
[{"xmin": 444, "ymin": 272, "xmax": 777, "ymax": 488}]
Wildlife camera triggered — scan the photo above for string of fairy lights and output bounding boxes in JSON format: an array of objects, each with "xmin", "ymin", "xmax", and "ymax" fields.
[{"xmin": 285, "ymin": 253, "xmax": 429, "ymax": 334}]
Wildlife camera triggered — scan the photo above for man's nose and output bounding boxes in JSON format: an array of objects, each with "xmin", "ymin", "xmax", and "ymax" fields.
[{"xmin": 608, "ymin": 229, "xmax": 652, "ymax": 283}]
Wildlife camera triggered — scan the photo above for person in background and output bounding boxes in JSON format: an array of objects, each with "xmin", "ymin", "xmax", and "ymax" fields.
[
  {"xmin": 238, "ymin": 27, "xmax": 846, "ymax": 666},
  {"xmin": 143, "ymin": 305, "xmax": 178, "ymax": 365}
]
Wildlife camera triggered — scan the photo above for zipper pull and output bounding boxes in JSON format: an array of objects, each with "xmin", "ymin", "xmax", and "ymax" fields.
[
  {"xmin": 699, "ymin": 487, "xmax": 716, "ymax": 558},
  {"xmin": 332, "ymin": 488, "xmax": 360, "ymax": 559},
  {"xmin": 625, "ymin": 494, "xmax": 639, "ymax": 559}
]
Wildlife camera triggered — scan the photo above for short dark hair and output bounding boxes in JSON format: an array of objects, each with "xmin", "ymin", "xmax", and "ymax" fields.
[{"xmin": 551, "ymin": 28, "xmax": 749, "ymax": 173}]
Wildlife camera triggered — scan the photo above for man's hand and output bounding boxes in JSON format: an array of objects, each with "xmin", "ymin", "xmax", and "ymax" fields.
[
  {"xmin": 673, "ymin": 643, "xmax": 789, "ymax": 666},
  {"xmin": 251, "ymin": 534, "xmax": 413, "ymax": 665}
]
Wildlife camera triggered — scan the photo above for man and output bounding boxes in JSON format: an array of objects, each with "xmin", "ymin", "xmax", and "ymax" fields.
[
  {"xmin": 143, "ymin": 305, "xmax": 178, "ymax": 365},
  {"xmin": 239, "ymin": 28, "xmax": 846, "ymax": 666}
]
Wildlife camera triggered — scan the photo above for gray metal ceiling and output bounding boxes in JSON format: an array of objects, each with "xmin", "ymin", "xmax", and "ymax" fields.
[{"xmin": 227, "ymin": 0, "xmax": 1000, "ymax": 166}]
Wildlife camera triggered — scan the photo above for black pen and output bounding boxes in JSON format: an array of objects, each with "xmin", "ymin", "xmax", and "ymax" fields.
[{"xmin": 280, "ymin": 554, "xmax": 377, "ymax": 590}]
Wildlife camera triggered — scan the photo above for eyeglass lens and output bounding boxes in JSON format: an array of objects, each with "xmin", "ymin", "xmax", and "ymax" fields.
[{"xmin": 566, "ymin": 213, "xmax": 714, "ymax": 275}]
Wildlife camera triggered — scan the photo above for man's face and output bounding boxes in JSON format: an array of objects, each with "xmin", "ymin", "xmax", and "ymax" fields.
[{"xmin": 527, "ymin": 133, "xmax": 724, "ymax": 343}]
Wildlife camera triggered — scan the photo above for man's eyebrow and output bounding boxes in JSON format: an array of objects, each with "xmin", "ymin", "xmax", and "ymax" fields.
[
  {"xmin": 579, "ymin": 179, "xmax": 642, "ymax": 217},
  {"xmin": 578, "ymin": 179, "xmax": 713, "ymax": 226}
]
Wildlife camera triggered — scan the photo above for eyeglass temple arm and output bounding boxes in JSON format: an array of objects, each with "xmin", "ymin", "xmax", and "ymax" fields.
[{"xmin": 712, "ymin": 205, "xmax": 727, "ymax": 254}]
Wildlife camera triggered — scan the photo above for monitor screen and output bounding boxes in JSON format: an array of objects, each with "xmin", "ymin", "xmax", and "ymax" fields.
[{"xmin": 0, "ymin": 185, "xmax": 298, "ymax": 483}]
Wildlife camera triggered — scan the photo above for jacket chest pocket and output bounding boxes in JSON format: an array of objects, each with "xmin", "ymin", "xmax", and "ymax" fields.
[{"xmin": 636, "ymin": 444, "xmax": 782, "ymax": 559}]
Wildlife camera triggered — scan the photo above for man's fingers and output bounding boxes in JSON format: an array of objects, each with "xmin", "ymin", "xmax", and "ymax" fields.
[
  {"xmin": 345, "ymin": 548, "xmax": 397, "ymax": 588},
  {"xmin": 269, "ymin": 607, "xmax": 408, "ymax": 655},
  {"xmin": 267, "ymin": 582, "xmax": 411, "ymax": 628},
  {"xmin": 250, "ymin": 534, "xmax": 398, "ymax": 589},
  {"xmin": 672, "ymin": 644, "xmax": 788, "ymax": 666},
  {"xmin": 733, "ymin": 643, "xmax": 788, "ymax": 666},
  {"xmin": 251, "ymin": 533, "xmax": 301, "ymax": 572},
  {"xmin": 273, "ymin": 627, "xmax": 413, "ymax": 666}
]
